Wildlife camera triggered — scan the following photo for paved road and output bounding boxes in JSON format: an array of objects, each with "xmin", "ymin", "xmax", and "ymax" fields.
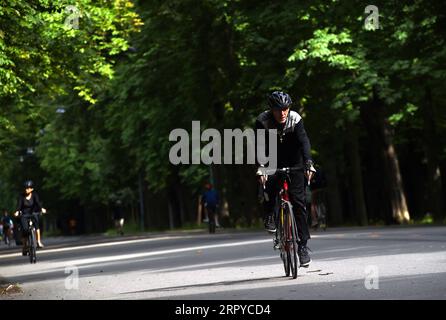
[{"xmin": 0, "ymin": 226, "xmax": 445, "ymax": 300}]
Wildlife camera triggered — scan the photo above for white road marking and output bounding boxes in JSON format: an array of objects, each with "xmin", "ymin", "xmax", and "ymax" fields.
[
  {"xmin": 0, "ymin": 235, "xmax": 193, "ymax": 259},
  {"xmin": 0, "ymin": 238, "xmax": 273, "ymax": 277}
]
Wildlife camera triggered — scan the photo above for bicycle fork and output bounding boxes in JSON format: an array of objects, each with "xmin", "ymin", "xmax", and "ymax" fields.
[{"xmin": 273, "ymin": 206, "xmax": 285, "ymax": 250}]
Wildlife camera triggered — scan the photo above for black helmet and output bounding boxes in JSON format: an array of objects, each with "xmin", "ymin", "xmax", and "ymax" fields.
[
  {"xmin": 267, "ymin": 91, "xmax": 292, "ymax": 110},
  {"xmin": 24, "ymin": 180, "xmax": 34, "ymax": 188}
]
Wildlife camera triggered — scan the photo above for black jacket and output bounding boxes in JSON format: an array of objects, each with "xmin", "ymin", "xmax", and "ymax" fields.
[
  {"xmin": 16, "ymin": 192, "xmax": 43, "ymax": 215},
  {"xmin": 255, "ymin": 110, "xmax": 312, "ymax": 168}
]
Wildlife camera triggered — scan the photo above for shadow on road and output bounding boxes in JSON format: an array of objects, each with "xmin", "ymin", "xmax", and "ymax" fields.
[
  {"xmin": 120, "ymin": 275, "xmax": 287, "ymax": 295},
  {"xmin": 140, "ymin": 272, "xmax": 446, "ymax": 300}
]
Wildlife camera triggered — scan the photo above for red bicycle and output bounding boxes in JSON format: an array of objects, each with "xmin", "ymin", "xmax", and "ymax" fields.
[{"xmin": 260, "ymin": 167, "xmax": 302, "ymax": 279}]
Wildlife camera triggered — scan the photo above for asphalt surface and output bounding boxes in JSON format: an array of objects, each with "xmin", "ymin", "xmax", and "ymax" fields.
[{"xmin": 0, "ymin": 226, "xmax": 445, "ymax": 300}]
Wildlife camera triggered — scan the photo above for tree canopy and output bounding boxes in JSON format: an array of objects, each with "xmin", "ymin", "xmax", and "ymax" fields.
[{"xmin": 1, "ymin": 0, "xmax": 445, "ymax": 233}]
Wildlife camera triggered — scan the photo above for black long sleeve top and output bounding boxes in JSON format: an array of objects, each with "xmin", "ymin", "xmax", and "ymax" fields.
[
  {"xmin": 255, "ymin": 110, "xmax": 312, "ymax": 168},
  {"xmin": 16, "ymin": 192, "xmax": 43, "ymax": 215}
]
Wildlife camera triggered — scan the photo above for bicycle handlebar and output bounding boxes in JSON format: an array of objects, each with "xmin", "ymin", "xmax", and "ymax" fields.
[
  {"xmin": 15, "ymin": 211, "xmax": 44, "ymax": 217},
  {"xmin": 260, "ymin": 166, "xmax": 304, "ymax": 176}
]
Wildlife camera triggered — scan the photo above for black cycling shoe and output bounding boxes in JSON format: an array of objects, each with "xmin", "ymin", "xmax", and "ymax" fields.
[
  {"xmin": 298, "ymin": 245, "xmax": 311, "ymax": 267},
  {"xmin": 273, "ymin": 238, "xmax": 280, "ymax": 250},
  {"xmin": 22, "ymin": 248, "xmax": 28, "ymax": 256},
  {"xmin": 264, "ymin": 215, "xmax": 276, "ymax": 233}
]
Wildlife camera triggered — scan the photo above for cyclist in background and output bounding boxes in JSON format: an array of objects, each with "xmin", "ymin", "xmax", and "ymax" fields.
[
  {"xmin": 14, "ymin": 180, "xmax": 47, "ymax": 254},
  {"xmin": 1, "ymin": 209, "xmax": 14, "ymax": 245},
  {"xmin": 201, "ymin": 183, "xmax": 221, "ymax": 228},
  {"xmin": 255, "ymin": 91, "xmax": 316, "ymax": 267},
  {"xmin": 309, "ymin": 165, "xmax": 327, "ymax": 228},
  {"xmin": 113, "ymin": 199, "xmax": 125, "ymax": 236}
]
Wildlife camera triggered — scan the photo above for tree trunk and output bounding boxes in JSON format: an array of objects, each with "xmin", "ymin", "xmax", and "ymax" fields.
[
  {"xmin": 383, "ymin": 122, "xmax": 410, "ymax": 224},
  {"xmin": 167, "ymin": 197, "xmax": 175, "ymax": 230},
  {"xmin": 422, "ymin": 86, "xmax": 444, "ymax": 222},
  {"xmin": 346, "ymin": 123, "xmax": 368, "ymax": 226},
  {"xmin": 323, "ymin": 141, "xmax": 344, "ymax": 226},
  {"xmin": 131, "ymin": 201, "xmax": 136, "ymax": 225},
  {"xmin": 361, "ymin": 92, "xmax": 410, "ymax": 224},
  {"xmin": 197, "ymin": 195, "xmax": 203, "ymax": 225},
  {"xmin": 82, "ymin": 206, "xmax": 92, "ymax": 234},
  {"xmin": 176, "ymin": 183, "xmax": 186, "ymax": 227},
  {"xmin": 138, "ymin": 172, "xmax": 146, "ymax": 231}
]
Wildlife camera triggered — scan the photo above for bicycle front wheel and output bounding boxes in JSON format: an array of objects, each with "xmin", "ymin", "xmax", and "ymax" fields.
[
  {"xmin": 29, "ymin": 228, "xmax": 37, "ymax": 264},
  {"xmin": 285, "ymin": 203, "xmax": 298, "ymax": 279},
  {"xmin": 277, "ymin": 209, "xmax": 290, "ymax": 277}
]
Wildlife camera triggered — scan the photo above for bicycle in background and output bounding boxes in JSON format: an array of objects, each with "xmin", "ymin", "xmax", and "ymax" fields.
[
  {"xmin": 310, "ymin": 188, "xmax": 327, "ymax": 231},
  {"xmin": 4, "ymin": 224, "xmax": 14, "ymax": 246},
  {"xmin": 1, "ymin": 210, "xmax": 14, "ymax": 246}
]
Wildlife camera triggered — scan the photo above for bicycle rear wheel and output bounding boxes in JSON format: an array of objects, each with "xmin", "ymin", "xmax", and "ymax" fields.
[
  {"xmin": 29, "ymin": 228, "xmax": 37, "ymax": 264},
  {"xmin": 285, "ymin": 203, "xmax": 298, "ymax": 279}
]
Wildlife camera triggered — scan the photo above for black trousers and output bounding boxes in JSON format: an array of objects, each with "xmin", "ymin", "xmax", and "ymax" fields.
[
  {"xmin": 20, "ymin": 213, "xmax": 40, "ymax": 233},
  {"xmin": 263, "ymin": 170, "xmax": 311, "ymax": 243}
]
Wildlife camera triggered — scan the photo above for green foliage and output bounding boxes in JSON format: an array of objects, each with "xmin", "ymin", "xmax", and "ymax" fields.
[
  {"xmin": 0, "ymin": 0, "xmax": 141, "ymax": 208},
  {"xmin": 1, "ymin": 0, "xmax": 445, "ymax": 228}
]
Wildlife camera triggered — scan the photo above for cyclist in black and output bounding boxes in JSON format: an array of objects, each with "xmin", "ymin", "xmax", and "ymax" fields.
[
  {"xmin": 256, "ymin": 91, "xmax": 315, "ymax": 267},
  {"xmin": 14, "ymin": 180, "xmax": 47, "ymax": 254}
]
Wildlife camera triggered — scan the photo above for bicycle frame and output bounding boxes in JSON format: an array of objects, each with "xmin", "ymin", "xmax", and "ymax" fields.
[
  {"xmin": 19, "ymin": 212, "xmax": 38, "ymax": 264},
  {"xmin": 27, "ymin": 218, "xmax": 37, "ymax": 264},
  {"xmin": 262, "ymin": 167, "xmax": 302, "ymax": 279}
]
